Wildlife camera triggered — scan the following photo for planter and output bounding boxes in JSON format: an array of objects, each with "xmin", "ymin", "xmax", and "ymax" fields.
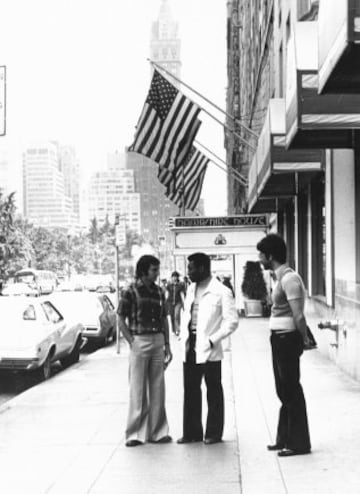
[{"xmin": 244, "ymin": 299, "xmax": 264, "ymax": 317}]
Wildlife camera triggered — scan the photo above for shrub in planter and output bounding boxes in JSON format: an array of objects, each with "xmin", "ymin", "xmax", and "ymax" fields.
[{"xmin": 241, "ymin": 261, "xmax": 268, "ymax": 317}]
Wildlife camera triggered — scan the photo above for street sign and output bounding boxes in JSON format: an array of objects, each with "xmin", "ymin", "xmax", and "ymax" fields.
[
  {"xmin": 115, "ymin": 220, "xmax": 126, "ymax": 247},
  {"xmin": 0, "ymin": 66, "xmax": 5, "ymax": 136}
]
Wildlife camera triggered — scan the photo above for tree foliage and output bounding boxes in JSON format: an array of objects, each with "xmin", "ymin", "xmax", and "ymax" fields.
[
  {"xmin": 241, "ymin": 261, "xmax": 268, "ymax": 300},
  {"xmin": 0, "ymin": 194, "xmax": 144, "ymax": 280}
]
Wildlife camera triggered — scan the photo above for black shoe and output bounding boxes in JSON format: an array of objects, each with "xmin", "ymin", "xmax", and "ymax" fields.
[
  {"xmin": 149, "ymin": 435, "xmax": 172, "ymax": 444},
  {"xmin": 125, "ymin": 439, "xmax": 143, "ymax": 447},
  {"xmin": 267, "ymin": 443, "xmax": 284, "ymax": 451},
  {"xmin": 177, "ymin": 437, "xmax": 203, "ymax": 444},
  {"xmin": 277, "ymin": 448, "xmax": 311, "ymax": 457},
  {"xmin": 204, "ymin": 437, "xmax": 222, "ymax": 445}
]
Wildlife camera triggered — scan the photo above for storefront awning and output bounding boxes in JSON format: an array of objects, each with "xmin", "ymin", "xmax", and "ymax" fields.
[
  {"xmin": 318, "ymin": 0, "xmax": 360, "ymax": 94},
  {"xmin": 286, "ymin": 21, "xmax": 360, "ymax": 149},
  {"xmin": 248, "ymin": 99, "xmax": 323, "ymax": 213}
]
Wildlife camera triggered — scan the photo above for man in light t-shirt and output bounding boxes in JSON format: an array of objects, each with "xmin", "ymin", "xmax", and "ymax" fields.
[{"xmin": 257, "ymin": 234, "xmax": 311, "ymax": 457}]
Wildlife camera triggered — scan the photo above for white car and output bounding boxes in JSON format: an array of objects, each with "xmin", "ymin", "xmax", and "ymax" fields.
[
  {"xmin": 0, "ymin": 296, "xmax": 84, "ymax": 380},
  {"xmin": 2, "ymin": 282, "xmax": 39, "ymax": 297},
  {"xmin": 49, "ymin": 291, "xmax": 117, "ymax": 346}
]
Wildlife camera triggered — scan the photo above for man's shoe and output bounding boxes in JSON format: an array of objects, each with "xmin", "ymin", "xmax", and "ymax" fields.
[
  {"xmin": 149, "ymin": 435, "xmax": 172, "ymax": 444},
  {"xmin": 177, "ymin": 437, "xmax": 203, "ymax": 444},
  {"xmin": 204, "ymin": 437, "xmax": 222, "ymax": 445},
  {"xmin": 125, "ymin": 439, "xmax": 143, "ymax": 447},
  {"xmin": 277, "ymin": 448, "xmax": 311, "ymax": 457},
  {"xmin": 267, "ymin": 443, "xmax": 284, "ymax": 451}
]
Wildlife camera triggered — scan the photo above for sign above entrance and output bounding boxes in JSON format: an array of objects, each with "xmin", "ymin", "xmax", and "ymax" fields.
[{"xmin": 170, "ymin": 215, "xmax": 268, "ymax": 229}]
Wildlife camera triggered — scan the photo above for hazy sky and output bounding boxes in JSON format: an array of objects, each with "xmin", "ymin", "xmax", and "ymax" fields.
[{"xmin": 0, "ymin": 0, "xmax": 227, "ymax": 214}]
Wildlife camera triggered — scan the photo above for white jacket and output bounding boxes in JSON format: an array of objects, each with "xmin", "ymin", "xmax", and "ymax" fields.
[{"xmin": 179, "ymin": 276, "xmax": 239, "ymax": 363}]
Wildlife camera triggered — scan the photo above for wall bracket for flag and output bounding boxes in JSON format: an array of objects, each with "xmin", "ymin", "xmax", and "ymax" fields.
[{"xmin": 148, "ymin": 59, "xmax": 259, "ymax": 150}]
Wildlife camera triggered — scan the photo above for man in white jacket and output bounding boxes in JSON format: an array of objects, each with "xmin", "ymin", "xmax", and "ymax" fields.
[{"xmin": 177, "ymin": 252, "xmax": 239, "ymax": 445}]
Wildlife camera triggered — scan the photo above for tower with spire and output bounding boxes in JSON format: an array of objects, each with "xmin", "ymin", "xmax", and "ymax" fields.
[{"xmin": 150, "ymin": 0, "xmax": 181, "ymax": 83}]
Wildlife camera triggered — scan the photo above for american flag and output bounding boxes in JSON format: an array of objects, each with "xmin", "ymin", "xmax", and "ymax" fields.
[
  {"xmin": 165, "ymin": 146, "xmax": 209, "ymax": 211},
  {"xmin": 128, "ymin": 69, "xmax": 201, "ymax": 172}
]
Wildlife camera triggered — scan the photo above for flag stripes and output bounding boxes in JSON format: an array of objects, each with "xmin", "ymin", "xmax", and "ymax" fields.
[
  {"xmin": 165, "ymin": 147, "xmax": 209, "ymax": 211},
  {"xmin": 128, "ymin": 70, "xmax": 201, "ymax": 171}
]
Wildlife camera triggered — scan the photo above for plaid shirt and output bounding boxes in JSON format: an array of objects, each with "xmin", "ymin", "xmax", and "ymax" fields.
[{"xmin": 117, "ymin": 280, "xmax": 168, "ymax": 334}]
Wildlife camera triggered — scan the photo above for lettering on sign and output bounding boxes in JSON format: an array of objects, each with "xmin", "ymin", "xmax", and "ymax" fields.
[{"xmin": 171, "ymin": 215, "xmax": 268, "ymax": 229}]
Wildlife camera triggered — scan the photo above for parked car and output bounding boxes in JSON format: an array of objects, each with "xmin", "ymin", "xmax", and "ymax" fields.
[
  {"xmin": 0, "ymin": 296, "xmax": 84, "ymax": 380},
  {"xmin": 49, "ymin": 291, "xmax": 117, "ymax": 346},
  {"xmin": 2, "ymin": 282, "xmax": 40, "ymax": 297}
]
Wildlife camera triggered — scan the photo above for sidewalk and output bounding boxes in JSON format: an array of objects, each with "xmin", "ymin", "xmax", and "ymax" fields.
[{"xmin": 0, "ymin": 318, "xmax": 360, "ymax": 493}]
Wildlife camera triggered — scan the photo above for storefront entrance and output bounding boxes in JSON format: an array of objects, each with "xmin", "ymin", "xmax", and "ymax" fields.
[{"xmin": 170, "ymin": 215, "xmax": 269, "ymax": 311}]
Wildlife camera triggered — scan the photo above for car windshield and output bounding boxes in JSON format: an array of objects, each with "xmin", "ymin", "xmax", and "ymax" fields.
[{"xmin": 15, "ymin": 274, "xmax": 35, "ymax": 284}]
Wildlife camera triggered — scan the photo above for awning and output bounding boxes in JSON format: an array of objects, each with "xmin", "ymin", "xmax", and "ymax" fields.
[
  {"xmin": 318, "ymin": 0, "xmax": 360, "ymax": 94},
  {"xmin": 248, "ymin": 99, "xmax": 323, "ymax": 213},
  {"xmin": 286, "ymin": 21, "xmax": 360, "ymax": 149}
]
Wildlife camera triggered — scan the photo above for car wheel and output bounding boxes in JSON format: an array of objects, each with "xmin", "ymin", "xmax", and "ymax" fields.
[
  {"xmin": 36, "ymin": 354, "xmax": 51, "ymax": 381},
  {"xmin": 60, "ymin": 338, "xmax": 81, "ymax": 368}
]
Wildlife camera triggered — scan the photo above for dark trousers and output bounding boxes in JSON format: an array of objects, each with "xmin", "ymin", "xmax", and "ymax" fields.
[
  {"xmin": 270, "ymin": 331, "xmax": 311, "ymax": 451},
  {"xmin": 182, "ymin": 336, "xmax": 224, "ymax": 440}
]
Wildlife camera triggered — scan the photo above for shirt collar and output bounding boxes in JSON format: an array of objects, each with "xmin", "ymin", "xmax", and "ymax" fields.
[{"xmin": 274, "ymin": 264, "xmax": 289, "ymax": 281}]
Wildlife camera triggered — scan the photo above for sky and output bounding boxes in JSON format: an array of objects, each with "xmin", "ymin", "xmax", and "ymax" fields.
[{"xmin": 0, "ymin": 0, "xmax": 228, "ymax": 215}]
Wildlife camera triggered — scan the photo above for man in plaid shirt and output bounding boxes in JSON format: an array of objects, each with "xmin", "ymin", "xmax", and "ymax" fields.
[{"xmin": 118, "ymin": 255, "xmax": 172, "ymax": 447}]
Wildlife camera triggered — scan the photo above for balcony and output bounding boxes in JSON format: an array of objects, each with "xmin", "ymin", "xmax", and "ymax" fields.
[
  {"xmin": 248, "ymin": 99, "xmax": 323, "ymax": 213},
  {"xmin": 318, "ymin": 0, "xmax": 360, "ymax": 93},
  {"xmin": 286, "ymin": 21, "xmax": 360, "ymax": 149}
]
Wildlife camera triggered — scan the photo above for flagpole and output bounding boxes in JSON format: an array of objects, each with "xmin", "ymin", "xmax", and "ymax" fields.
[
  {"xmin": 148, "ymin": 59, "xmax": 259, "ymax": 140},
  {"xmin": 195, "ymin": 140, "xmax": 248, "ymax": 185},
  {"xmin": 202, "ymin": 155, "xmax": 247, "ymax": 187},
  {"xmin": 148, "ymin": 61, "xmax": 256, "ymax": 152}
]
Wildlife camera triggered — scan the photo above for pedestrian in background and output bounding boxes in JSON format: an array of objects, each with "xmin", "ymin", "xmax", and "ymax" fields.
[
  {"xmin": 166, "ymin": 271, "xmax": 185, "ymax": 336},
  {"xmin": 257, "ymin": 234, "xmax": 311, "ymax": 457},
  {"xmin": 177, "ymin": 252, "xmax": 239, "ymax": 445},
  {"xmin": 118, "ymin": 254, "xmax": 172, "ymax": 447}
]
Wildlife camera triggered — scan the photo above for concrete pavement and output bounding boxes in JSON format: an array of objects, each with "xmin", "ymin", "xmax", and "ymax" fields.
[{"xmin": 0, "ymin": 318, "xmax": 360, "ymax": 493}]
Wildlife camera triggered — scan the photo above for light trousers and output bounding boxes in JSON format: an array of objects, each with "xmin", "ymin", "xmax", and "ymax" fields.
[{"xmin": 126, "ymin": 333, "xmax": 169, "ymax": 442}]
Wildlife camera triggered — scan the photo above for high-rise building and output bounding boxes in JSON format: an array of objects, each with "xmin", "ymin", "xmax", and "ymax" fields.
[
  {"xmin": 150, "ymin": 0, "xmax": 181, "ymax": 80},
  {"xmin": 22, "ymin": 141, "xmax": 77, "ymax": 229},
  {"xmin": 88, "ymin": 167, "xmax": 141, "ymax": 233},
  {"xmin": 126, "ymin": 152, "xmax": 176, "ymax": 244},
  {"xmin": 107, "ymin": 150, "xmax": 126, "ymax": 172},
  {"xmin": 59, "ymin": 145, "xmax": 80, "ymax": 223},
  {"xmin": 0, "ymin": 149, "xmax": 9, "ymax": 197}
]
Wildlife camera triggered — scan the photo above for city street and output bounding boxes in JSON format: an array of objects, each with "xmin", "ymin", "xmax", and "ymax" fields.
[{"xmin": 0, "ymin": 317, "xmax": 360, "ymax": 493}]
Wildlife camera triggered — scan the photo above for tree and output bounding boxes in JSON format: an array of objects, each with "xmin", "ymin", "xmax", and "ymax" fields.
[
  {"xmin": 0, "ymin": 192, "xmax": 33, "ymax": 279},
  {"xmin": 241, "ymin": 261, "xmax": 268, "ymax": 300}
]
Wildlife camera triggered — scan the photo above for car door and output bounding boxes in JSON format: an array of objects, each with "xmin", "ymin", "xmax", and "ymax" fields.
[{"xmin": 41, "ymin": 301, "xmax": 69, "ymax": 355}]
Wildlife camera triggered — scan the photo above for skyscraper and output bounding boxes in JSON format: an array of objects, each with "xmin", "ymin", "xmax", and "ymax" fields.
[
  {"xmin": 59, "ymin": 145, "xmax": 80, "ymax": 223},
  {"xmin": 0, "ymin": 149, "xmax": 9, "ymax": 197},
  {"xmin": 88, "ymin": 154, "xmax": 141, "ymax": 233},
  {"xmin": 22, "ymin": 141, "xmax": 77, "ymax": 229}
]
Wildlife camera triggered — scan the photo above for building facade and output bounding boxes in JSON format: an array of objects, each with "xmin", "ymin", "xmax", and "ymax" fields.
[
  {"xmin": 226, "ymin": 0, "xmax": 360, "ymax": 380},
  {"xmin": 0, "ymin": 149, "xmax": 8, "ymax": 197},
  {"xmin": 59, "ymin": 145, "xmax": 80, "ymax": 223},
  {"xmin": 23, "ymin": 141, "xmax": 77, "ymax": 230},
  {"xmin": 88, "ymin": 166, "xmax": 141, "ymax": 233}
]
